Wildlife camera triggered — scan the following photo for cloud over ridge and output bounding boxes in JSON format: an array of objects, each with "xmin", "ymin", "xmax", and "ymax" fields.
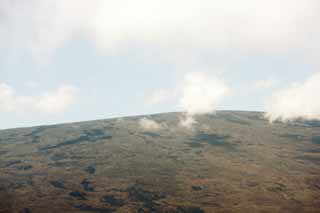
[
  {"xmin": 179, "ymin": 72, "xmax": 230, "ymax": 115},
  {"xmin": 266, "ymin": 72, "xmax": 320, "ymax": 122},
  {"xmin": 139, "ymin": 117, "xmax": 164, "ymax": 130}
]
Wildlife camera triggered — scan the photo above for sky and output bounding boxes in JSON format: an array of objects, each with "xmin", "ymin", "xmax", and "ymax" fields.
[{"xmin": 1, "ymin": 0, "xmax": 320, "ymax": 129}]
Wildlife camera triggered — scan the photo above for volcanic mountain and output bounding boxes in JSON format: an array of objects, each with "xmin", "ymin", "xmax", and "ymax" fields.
[{"xmin": 0, "ymin": 111, "xmax": 320, "ymax": 212}]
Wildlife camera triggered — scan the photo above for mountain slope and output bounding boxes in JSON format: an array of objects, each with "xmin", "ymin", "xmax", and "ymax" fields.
[{"xmin": 0, "ymin": 111, "xmax": 320, "ymax": 212}]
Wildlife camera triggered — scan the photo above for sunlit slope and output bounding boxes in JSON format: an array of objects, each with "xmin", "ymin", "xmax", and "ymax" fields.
[{"xmin": 0, "ymin": 111, "xmax": 320, "ymax": 212}]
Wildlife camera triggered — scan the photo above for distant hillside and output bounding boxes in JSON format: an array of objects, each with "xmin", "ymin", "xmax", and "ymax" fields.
[{"xmin": 0, "ymin": 111, "xmax": 320, "ymax": 212}]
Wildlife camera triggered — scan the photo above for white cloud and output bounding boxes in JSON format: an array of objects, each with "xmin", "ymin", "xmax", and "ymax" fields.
[
  {"xmin": 139, "ymin": 117, "xmax": 163, "ymax": 130},
  {"xmin": 146, "ymin": 72, "xmax": 230, "ymax": 114},
  {"xmin": 0, "ymin": 83, "xmax": 17, "ymax": 112},
  {"xmin": 34, "ymin": 85, "xmax": 77, "ymax": 113},
  {"xmin": 179, "ymin": 114, "xmax": 197, "ymax": 129},
  {"xmin": 1, "ymin": 0, "xmax": 320, "ymax": 60},
  {"xmin": 0, "ymin": 0, "xmax": 96, "ymax": 61},
  {"xmin": 0, "ymin": 83, "xmax": 77, "ymax": 113},
  {"xmin": 177, "ymin": 72, "xmax": 230, "ymax": 128},
  {"xmin": 179, "ymin": 72, "xmax": 230, "ymax": 115},
  {"xmin": 145, "ymin": 71, "xmax": 230, "ymax": 128},
  {"xmin": 265, "ymin": 72, "xmax": 320, "ymax": 122}
]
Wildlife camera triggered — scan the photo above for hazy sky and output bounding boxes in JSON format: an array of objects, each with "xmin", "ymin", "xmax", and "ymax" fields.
[{"xmin": 1, "ymin": 0, "xmax": 320, "ymax": 129}]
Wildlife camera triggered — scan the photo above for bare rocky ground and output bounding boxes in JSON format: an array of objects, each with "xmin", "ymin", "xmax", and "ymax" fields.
[{"xmin": 0, "ymin": 111, "xmax": 319, "ymax": 212}]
